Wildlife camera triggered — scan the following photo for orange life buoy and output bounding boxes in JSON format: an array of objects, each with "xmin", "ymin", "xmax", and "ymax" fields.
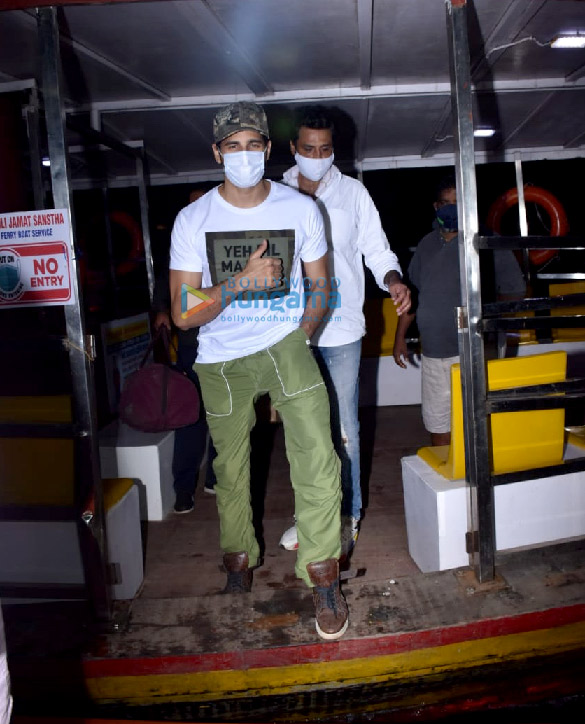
[
  {"xmin": 109, "ymin": 210, "xmax": 144, "ymax": 276},
  {"xmin": 486, "ymin": 186, "xmax": 569, "ymax": 266},
  {"xmin": 77, "ymin": 211, "xmax": 144, "ymax": 312}
]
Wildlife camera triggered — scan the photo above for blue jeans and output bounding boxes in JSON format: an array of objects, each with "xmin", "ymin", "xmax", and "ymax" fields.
[
  {"xmin": 173, "ymin": 341, "xmax": 216, "ymax": 496},
  {"xmin": 312, "ymin": 340, "xmax": 362, "ymax": 520}
]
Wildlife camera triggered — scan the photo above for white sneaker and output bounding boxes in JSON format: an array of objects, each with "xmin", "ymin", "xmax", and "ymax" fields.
[
  {"xmin": 279, "ymin": 523, "xmax": 298, "ymax": 551},
  {"xmin": 341, "ymin": 515, "xmax": 360, "ymax": 555},
  {"xmin": 280, "ymin": 518, "xmax": 359, "ymax": 553},
  {"xmin": 349, "ymin": 516, "xmax": 360, "ymax": 542}
]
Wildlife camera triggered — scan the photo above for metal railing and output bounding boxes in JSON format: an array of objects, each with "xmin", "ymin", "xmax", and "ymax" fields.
[{"xmin": 447, "ymin": 0, "xmax": 585, "ymax": 583}]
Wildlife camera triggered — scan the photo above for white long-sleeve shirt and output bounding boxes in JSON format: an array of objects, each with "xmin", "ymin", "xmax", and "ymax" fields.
[
  {"xmin": 283, "ymin": 164, "xmax": 401, "ymax": 347},
  {"xmin": 0, "ymin": 607, "xmax": 11, "ymax": 724}
]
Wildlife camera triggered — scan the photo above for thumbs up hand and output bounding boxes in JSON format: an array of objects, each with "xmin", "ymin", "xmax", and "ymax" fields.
[{"xmin": 241, "ymin": 240, "xmax": 283, "ymax": 290}]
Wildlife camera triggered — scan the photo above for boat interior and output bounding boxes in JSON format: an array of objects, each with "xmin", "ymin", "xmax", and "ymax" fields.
[{"xmin": 1, "ymin": 1, "xmax": 585, "ymax": 721}]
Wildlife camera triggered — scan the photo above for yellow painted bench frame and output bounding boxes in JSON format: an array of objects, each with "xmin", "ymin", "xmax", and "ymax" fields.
[{"xmin": 418, "ymin": 351, "xmax": 567, "ymax": 480}]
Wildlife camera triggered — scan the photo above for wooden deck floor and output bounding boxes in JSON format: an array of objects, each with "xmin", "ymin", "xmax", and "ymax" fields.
[
  {"xmin": 4, "ymin": 404, "xmax": 585, "ymax": 721},
  {"xmin": 141, "ymin": 405, "xmax": 425, "ymax": 600}
]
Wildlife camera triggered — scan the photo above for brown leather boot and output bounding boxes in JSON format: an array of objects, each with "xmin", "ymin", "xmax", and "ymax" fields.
[
  {"xmin": 222, "ymin": 552, "xmax": 252, "ymax": 593},
  {"xmin": 306, "ymin": 559, "xmax": 349, "ymax": 640}
]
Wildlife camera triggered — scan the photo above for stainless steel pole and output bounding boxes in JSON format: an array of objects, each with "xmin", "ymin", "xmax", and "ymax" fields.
[
  {"xmin": 515, "ymin": 155, "xmax": 532, "ymax": 286},
  {"xmin": 24, "ymin": 86, "xmax": 45, "ymax": 210},
  {"xmin": 446, "ymin": 0, "xmax": 495, "ymax": 582},
  {"xmin": 38, "ymin": 6, "xmax": 111, "ymax": 619},
  {"xmin": 136, "ymin": 152, "xmax": 154, "ymax": 303}
]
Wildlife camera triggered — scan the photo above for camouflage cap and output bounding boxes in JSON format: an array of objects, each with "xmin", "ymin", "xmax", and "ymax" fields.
[{"xmin": 213, "ymin": 101, "xmax": 269, "ymax": 144}]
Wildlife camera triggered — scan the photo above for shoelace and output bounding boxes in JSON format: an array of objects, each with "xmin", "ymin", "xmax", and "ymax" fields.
[
  {"xmin": 225, "ymin": 571, "xmax": 248, "ymax": 592},
  {"xmin": 315, "ymin": 583, "xmax": 340, "ymax": 614}
]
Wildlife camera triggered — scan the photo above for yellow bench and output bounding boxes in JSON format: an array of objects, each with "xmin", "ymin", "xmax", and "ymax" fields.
[
  {"xmin": 418, "ymin": 351, "xmax": 567, "ymax": 479},
  {"xmin": 362, "ymin": 297, "xmax": 400, "ymax": 357},
  {"xmin": 550, "ymin": 281, "xmax": 585, "ymax": 342},
  {"xmin": 0, "ymin": 395, "xmax": 74, "ymax": 507},
  {"xmin": 0, "ymin": 396, "xmax": 143, "ymax": 599}
]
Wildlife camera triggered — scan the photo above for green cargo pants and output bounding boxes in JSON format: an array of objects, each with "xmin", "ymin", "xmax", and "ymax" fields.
[{"xmin": 195, "ymin": 327, "xmax": 341, "ymax": 587}]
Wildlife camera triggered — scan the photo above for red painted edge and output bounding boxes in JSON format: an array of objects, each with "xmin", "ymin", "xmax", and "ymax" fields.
[
  {"xmin": 0, "ymin": 1, "xmax": 152, "ymax": 10},
  {"xmin": 13, "ymin": 720, "xmax": 167, "ymax": 724},
  {"xmin": 83, "ymin": 603, "xmax": 585, "ymax": 678}
]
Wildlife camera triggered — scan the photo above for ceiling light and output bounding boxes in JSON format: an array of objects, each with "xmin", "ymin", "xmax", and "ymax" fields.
[
  {"xmin": 550, "ymin": 32, "xmax": 585, "ymax": 49},
  {"xmin": 474, "ymin": 128, "xmax": 496, "ymax": 138}
]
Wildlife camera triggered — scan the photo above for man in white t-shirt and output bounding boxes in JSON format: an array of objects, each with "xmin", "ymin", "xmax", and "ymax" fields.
[
  {"xmin": 170, "ymin": 102, "xmax": 348, "ymax": 640},
  {"xmin": 280, "ymin": 106, "xmax": 411, "ymax": 555}
]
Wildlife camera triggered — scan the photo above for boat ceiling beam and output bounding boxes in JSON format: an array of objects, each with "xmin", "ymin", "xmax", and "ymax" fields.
[
  {"xmin": 357, "ymin": 0, "xmax": 374, "ymax": 91},
  {"xmin": 174, "ymin": 0, "xmax": 273, "ymax": 97},
  {"xmin": 19, "ymin": 9, "xmax": 170, "ymax": 101}
]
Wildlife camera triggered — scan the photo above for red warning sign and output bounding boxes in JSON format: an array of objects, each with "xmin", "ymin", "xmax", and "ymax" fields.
[{"xmin": 0, "ymin": 209, "xmax": 74, "ymax": 308}]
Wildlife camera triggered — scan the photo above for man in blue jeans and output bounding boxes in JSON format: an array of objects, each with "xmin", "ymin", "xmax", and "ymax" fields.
[
  {"xmin": 153, "ymin": 256, "xmax": 216, "ymax": 513},
  {"xmin": 280, "ymin": 106, "xmax": 411, "ymax": 554}
]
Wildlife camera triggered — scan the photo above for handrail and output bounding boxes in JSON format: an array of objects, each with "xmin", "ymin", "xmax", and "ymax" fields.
[{"xmin": 478, "ymin": 235, "xmax": 585, "ymax": 251}]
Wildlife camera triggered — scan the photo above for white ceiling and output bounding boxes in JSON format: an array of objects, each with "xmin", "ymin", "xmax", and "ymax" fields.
[{"xmin": 1, "ymin": 0, "xmax": 585, "ymax": 188}]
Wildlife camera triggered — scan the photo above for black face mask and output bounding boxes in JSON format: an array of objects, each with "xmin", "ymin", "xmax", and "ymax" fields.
[{"xmin": 436, "ymin": 204, "xmax": 458, "ymax": 232}]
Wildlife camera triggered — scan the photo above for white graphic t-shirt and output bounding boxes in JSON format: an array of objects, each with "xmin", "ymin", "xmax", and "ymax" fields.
[{"xmin": 170, "ymin": 181, "xmax": 327, "ymax": 363}]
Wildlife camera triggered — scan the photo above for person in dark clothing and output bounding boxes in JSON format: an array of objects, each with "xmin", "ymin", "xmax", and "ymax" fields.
[
  {"xmin": 393, "ymin": 176, "xmax": 526, "ymax": 446},
  {"xmin": 153, "ymin": 259, "xmax": 216, "ymax": 514}
]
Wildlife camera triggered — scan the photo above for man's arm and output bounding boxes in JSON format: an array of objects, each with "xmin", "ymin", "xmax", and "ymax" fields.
[
  {"xmin": 352, "ymin": 183, "xmax": 411, "ymax": 315},
  {"xmin": 171, "ymin": 240, "xmax": 283, "ymax": 330},
  {"xmin": 300, "ymin": 254, "xmax": 331, "ymax": 339},
  {"xmin": 152, "ymin": 255, "xmax": 173, "ymax": 331},
  {"xmin": 384, "ymin": 270, "xmax": 411, "ymax": 316},
  {"xmin": 393, "ymin": 309, "xmax": 416, "ymax": 368}
]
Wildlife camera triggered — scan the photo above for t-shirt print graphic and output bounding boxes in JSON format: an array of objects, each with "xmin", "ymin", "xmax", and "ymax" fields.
[{"xmin": 205, "ymin": 229, "xmax": 295, "ymax": 301}]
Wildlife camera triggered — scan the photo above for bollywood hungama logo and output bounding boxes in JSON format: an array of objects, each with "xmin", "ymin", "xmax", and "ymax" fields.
[
  {"xmin": 221, "ymin": 276, "xmax": 341, "ymax": 311},
  {"xmin": 181, "ymin": 283, "xmax": 213, "ymax": 319},
  {"xmin": 181, "ymin": 277, "xmax": 341, "ymax": 319}
]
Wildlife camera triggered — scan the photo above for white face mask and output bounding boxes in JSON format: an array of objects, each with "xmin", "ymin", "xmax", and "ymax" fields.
[
  {"xmin": 222, "ymin": 150, "xmax": 265, "ymax": 188},
  {"xmin": 295, "ymin": 152, "xmax": 334, "ymax": 182}
]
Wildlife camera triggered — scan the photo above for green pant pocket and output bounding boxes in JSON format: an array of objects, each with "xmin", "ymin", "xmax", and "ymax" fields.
[
  {"xmin": 194, "ymin": 361, "xmax": 233, "ymax": 417},
  {"xmin": 267, "ymin": 329, "xmax": 324, "ymax": 397}
]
